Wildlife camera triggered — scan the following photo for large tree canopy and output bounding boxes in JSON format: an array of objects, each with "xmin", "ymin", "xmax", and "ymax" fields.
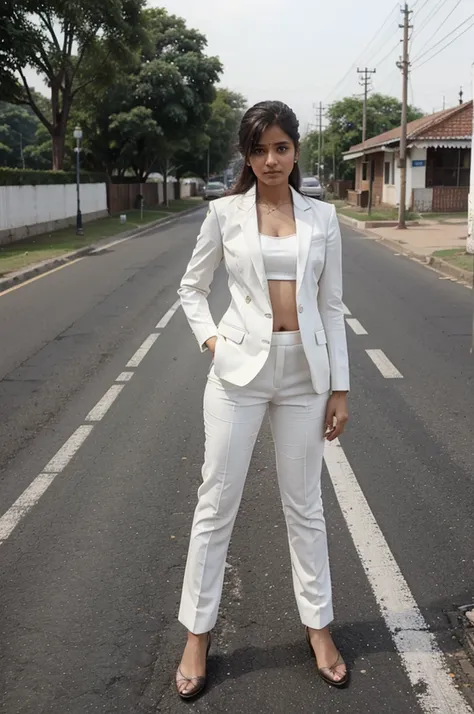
[
  {"xmin": 300, "ymin": 93, "xmax": 424, "ymax": 180},
  {"xmin": 0, "ymin": 0, "xmax": 146, "ymax": 169}
]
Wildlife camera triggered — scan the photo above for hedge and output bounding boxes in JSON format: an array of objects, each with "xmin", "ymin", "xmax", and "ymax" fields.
[{"xmin": 0, "ymin": 168, "xmax": 108, "ymax": 186}]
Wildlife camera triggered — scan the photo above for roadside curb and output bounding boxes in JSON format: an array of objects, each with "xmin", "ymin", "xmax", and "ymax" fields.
[
  {"xmin": 338, "ymin": 212, "xmax": 473, "ymax": 286},
  {"xmin": 337, "ymin": 213, "xmax": 419, "ymax": 230},
  {"xmin": 0, "ymin": 204, "xmax": 203, "ymax": 294}
]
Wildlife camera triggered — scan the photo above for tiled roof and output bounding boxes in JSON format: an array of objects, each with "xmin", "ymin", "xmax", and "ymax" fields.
[{"xmin": 345, "ymin": 101, "xmax": 472, "ymax": 155}]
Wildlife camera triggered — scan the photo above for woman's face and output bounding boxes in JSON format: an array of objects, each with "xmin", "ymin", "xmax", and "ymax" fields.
[{"xmin": 247, "ymin": 124, "xmax": 298, "ymax": 188}]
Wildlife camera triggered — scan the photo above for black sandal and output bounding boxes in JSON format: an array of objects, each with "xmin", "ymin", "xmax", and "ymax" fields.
[
  {"xmin": 176, "ymin": 633, "xmax": 212, "ymax": 700},
  {"xmin": 305, "ymin": 627, "xmax": 349, "ymax": 688}
]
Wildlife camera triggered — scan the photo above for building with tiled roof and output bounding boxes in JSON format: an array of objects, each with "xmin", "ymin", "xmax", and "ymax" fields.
[{"xmin": 343, "ymin": 101, "xmax": 472, "ymax": 213}]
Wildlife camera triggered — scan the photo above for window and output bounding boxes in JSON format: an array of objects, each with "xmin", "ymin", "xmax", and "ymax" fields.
[
  {"xmin": 426, "ymin": 148, "xmax": 470, "ymax": 187},
  {"xmin": 384, "ymin": 162, "xmax": 391, "ymax": 185},
  {"xmin": 362, "ymin": 161, "xmax": 368, "ymax": 181}
]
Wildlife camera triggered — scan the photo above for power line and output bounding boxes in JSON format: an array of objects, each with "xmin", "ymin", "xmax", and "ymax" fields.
[
  {"xmin": 410, "ymin": 0, "xmax": 450, "ymax": 49},
  {"xmin": 324, "ymin": 3, "xmax": 398, "ymax": 101},
  {"xmin": 412, "ymin": 11, "xmax": 474, "ymax": 64},
  {"xmin": 412, "ymin": 18, "xmax": 474, "ymax": 70},
  {"xmin": 411, "ymin": 0, "xmax": 463, "ymax": 59}
]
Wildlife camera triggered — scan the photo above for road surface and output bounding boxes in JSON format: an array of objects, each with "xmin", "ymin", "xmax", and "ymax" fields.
[{"xmin": 0, "ymin": 208, "xmax": 473, "ymax": 713}]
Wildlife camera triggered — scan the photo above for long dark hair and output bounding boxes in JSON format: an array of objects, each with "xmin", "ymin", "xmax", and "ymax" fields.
[{"xmin": 230, "ymin": 101, "xmax": 301, "ymax": 195}]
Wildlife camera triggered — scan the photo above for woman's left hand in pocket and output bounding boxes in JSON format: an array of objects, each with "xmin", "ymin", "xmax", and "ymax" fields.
[{"xmin": 324, "ymin": 392, "xmax": 349, "ymax": 441}]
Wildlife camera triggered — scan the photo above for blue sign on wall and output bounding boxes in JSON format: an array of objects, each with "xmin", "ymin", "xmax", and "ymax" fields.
[{"xmin": 412, "ymin": 160, "xmax": 426, "ymax": 167}]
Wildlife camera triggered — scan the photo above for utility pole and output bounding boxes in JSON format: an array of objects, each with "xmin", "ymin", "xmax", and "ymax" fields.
[
  {"xmin": 467, "ymin": 64, "xmax": 474, "ymax": 256},
  {"xmin": 358, "ymin": 67, "xmax": 376, "ymax": 213},
  {"xmin": 397, "ymin": 3, "xmax": 411, "ymax": 229},
  {"xmin": 459, "ymin": 86, "xmax": 464, "ymax": 105}
]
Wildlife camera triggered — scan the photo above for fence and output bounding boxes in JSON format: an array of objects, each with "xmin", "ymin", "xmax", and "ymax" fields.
[
  {"xmin": 0, "ymin": 183, "xmax": 108, "ymax": 245},
  {"xmin": 107, "ymin": 181, "xmax": 197, "ymax": 214}
]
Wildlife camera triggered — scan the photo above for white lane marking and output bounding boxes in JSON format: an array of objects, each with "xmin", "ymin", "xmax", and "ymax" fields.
[
  {"xmin": 324, "ymin": 440, "xmax": 472, "ymax": 714},
  {"xmin": 346, "ymin": 318, "xmax": 368, "ymax": 335},
  {"xmin": 342, "ymin": 302, "xmax": 351, "ymax": 315},
  {"xmin": 86, "ymin": 384, "xmax": 124, "ymax": 422},
  {"xmin": 126, "ymin": 333, "xmax": 160, "ymax": 367},
  {"xmin": 0, "ymin": 473, "xmax": 57, "ymax": 545},
  {"xmin": 116, "ymin": 371, "xmax": 134, "ymax": 382},
  {"xmin": 156, "ymin": 299, "xmax": 181, "ymax": 329},
  {"xmin": 43, "ymin": 425, "xmax": 94, "ymax": 473},
  {"xmin": 366, "ymin": 349, "xmax": 403, "ymax": 378},
  {"xmin": 0, "ymin": 259, "xmax": 84, "ymax": 297}
]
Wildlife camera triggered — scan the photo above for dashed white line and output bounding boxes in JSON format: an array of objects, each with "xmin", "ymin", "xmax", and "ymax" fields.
[
  {"xmin": 156, "ymin": 299, "xmax": 181, "ymax": 329},
  {"xmin": 43, "ymin": 425, "xmax": 94, "ymax": 473},
  {"xmin": 126, "ymin": 333, "xmax": 160, "ymax": 367},
  {"xmin": 116, "ymin": 371, "xmax": 134, "ymax": 382},
  {"xmin": 346, "ymin": 318, "xmax": 368, "ymax": 335},
  {"xmin": 342, "ymin": 302, "xmax": 351, "ymax": 315},
  {"xmin": 366, "ymin": 348, "xmax": 403, "ymax": 378},
  {"xmin": 0, "ymin": 472, "xmax": 57, "ymax": 545},
  {"xmin": 86, "ymin": 384, "xmax": 125, "ymax": 422},
  {"xmin": 324, "ymin": 439, "xmax": 472, "ymax": 714}
]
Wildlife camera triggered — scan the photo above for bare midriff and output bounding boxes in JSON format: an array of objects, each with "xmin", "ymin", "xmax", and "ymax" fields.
[
  {"xmin": 257, "ymin": 200, "xmax": 299, "ymax": 332},
  {"xmin": 268, "ymin": 280, "xmax": 299, "ymax": 331}
]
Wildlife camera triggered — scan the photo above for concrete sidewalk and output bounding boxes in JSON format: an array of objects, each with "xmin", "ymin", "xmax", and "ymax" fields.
[{"xmin": 339, "ymin": 213, "xmax": 472, "ymax": 285}]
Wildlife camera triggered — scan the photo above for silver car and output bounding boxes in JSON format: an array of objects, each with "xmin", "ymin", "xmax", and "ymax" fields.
[
  {"xmin": 300, "ymin": 177, "xmax": 325, "ymax": 200},
  {"xmin": 203, "ymin": 181, "xmax": 226, "ymax": 200}
]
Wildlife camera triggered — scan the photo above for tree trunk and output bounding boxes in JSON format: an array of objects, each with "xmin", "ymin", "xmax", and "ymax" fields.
[{"xmin": 52, "ymin": 133, "xmax": 65, "ymax": 170}]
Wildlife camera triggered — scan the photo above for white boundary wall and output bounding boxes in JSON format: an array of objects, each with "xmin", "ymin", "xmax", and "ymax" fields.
[{"xmin": 0, "ymin": 183, "xmax": 108, "ymax": 244}]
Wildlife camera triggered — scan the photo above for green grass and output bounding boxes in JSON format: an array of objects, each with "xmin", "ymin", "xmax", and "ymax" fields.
[
  {"xmin": 419, "ymin": 212, "xmax": 468, "ymax": 223},
  {"xmin": 432, "ymin": 248, "xmax": 474, "ymax": 273},
  {"xmin": 337, "ymin": 205, "xmax": 418, "ymax": 222},
  {"xmin": 0, "ymin": 200, "xmax": 197, "ymax": 277}
]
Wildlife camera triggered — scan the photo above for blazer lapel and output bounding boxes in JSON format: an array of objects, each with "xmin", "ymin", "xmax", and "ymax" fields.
[
  {"xmin": 292, "ymin": 188, "xmax": 313, "ymax": 295},
  {"xmin": 238, "ymin": 185, "xmax": 313, "ymax": 296},
  {"xmin": 238, "ymin": 186, "xmax": 268, "ymax": 294}
]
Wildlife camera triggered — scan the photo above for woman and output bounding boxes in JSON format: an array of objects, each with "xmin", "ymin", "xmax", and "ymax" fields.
[{"xmin": 175, "ymin": 100, "xmax": 350, "ymax": 699}]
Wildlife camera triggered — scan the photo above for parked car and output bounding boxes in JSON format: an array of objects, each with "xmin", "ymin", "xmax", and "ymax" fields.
[
  {"xmin": 203, "ymin": 181, "xmax": 226, "ymax": 200},
  {"xmin": 300, "ymin": 177, "xmax": 325, "ymax": 200}
]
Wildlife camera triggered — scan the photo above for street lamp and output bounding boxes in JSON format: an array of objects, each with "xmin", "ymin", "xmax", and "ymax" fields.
[{"xmin": 73, "ymin": 126, "xmax": 83, "ymax": 235}]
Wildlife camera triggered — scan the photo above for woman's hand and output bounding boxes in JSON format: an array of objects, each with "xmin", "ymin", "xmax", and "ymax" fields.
[
  {"xmin": 205, "ymin": 336, "xmax": 217, "ymax": 356},
  {"xmin": 324, "ymin": 391, "xmax": 349, "ymax": 441}
]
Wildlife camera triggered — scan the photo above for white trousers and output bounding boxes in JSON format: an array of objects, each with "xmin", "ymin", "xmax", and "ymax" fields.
[{"xmin": 178, "ymin": 331, "xmax": 333, "ymax": 634}]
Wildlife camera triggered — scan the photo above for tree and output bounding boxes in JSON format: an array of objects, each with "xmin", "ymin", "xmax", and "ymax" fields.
[
  {"xmin": 0, "ymin": 0, "xmax": 146, "ymax": 170},
  {"xmin": 69, "ymin": 7, "xmax": 223, "ymax": 196},
  {"xmin": 301, "ymin": 93, "xmax": 424, "ymax": 181},
  {"xmin": 0, "ymin": 99, "xmax": 52, "ymax": 168},
  {"xmin": 173, "ymin": 89, "xmax": 246, "ymax": 181},
  {"xmin": 139, "ymin": 8, "xmax": 222, "ymax": 201}
]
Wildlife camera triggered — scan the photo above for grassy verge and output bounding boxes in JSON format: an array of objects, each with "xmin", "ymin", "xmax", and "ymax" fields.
[
  {"xmin": 0, "ymin": 200, "xmax": 198, "ymax": 277},
  {"xmin": 432, "ymin": 248, "xmax": 474, "ymax": 273},
  {"xmin": 337, "ymin": 205, "xmax": 418, "ymax": 222},
  {"xmin": 419, "ymin": 212, "xmax": 468, "ymax": 223}
]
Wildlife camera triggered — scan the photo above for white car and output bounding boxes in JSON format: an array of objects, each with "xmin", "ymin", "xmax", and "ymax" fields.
[
  {"xmin": 300, "ymin": 177, "xmax": 325, "ymax": 200},
  {"xmin": 203, "ymin": 182, "xmax": 226, "ymax": 200}
]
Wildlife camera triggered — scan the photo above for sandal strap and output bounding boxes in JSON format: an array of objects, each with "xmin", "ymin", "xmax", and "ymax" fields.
[
  {"xmin": 176, "ymin": 667, "xmax": 205, "ymax": 684},
  {"xmin": 319, "ymin": 653, "xmax": 346, "ymax": 675}
]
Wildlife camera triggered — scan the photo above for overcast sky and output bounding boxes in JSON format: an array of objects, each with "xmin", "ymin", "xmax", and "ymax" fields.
[
  {"xmin": 25, "ymin": 0, "xmax": 474, "ymax": 134},
  {"xmin": 157, "ymin": 0, "xmax": 474, "ymax": 132}
]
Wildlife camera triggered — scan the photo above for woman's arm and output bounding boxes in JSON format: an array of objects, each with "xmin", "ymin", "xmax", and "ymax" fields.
[
  {"xmin": 178, "ymin": 202, "xmax": 223, "ymax": 352},
  {"xmin": 317, "ymin": 205, "xmax": 350, "ymax": 392}
]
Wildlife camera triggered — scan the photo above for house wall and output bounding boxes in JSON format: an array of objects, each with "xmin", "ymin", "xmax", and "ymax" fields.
[{"xmin": 0, "ymin": 183, "xmax": 108, "ymax": 245}]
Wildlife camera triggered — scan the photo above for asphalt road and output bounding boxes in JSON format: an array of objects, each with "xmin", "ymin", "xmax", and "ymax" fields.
[{"xmin": 0, "ymin": 208, "xmax": 473, "ymax": 714}]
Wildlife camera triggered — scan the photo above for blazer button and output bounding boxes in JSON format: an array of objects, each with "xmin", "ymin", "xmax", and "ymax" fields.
[
  {"xmin": 264, "ymin": 313, "xmax": 272, "ymax": 319},
  {"xmin": 245, "ymin": 296, "xmax": 251, "ymax": 303},
  {"xmin": 298, "ymin": 305, "xmax": 304, "ymax": 313},
  {"xmin": 262, "ymin": 339, "xmax": 270, "ymax": 344}
]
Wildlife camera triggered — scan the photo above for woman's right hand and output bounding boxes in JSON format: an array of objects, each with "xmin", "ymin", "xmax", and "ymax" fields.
[{"xmin": 206, "ymin": 336, "xmax": 217, "ymax": 356}]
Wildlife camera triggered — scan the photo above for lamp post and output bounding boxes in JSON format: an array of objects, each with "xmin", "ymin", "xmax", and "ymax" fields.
[{"xmin": 73, "ymin": 126, "xmax": 83, "ymax": 235}]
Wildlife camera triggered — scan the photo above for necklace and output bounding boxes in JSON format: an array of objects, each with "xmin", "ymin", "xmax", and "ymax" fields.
[{"xmin": 257, "ymin": 199, "xmax": 292, "ymax": 215}]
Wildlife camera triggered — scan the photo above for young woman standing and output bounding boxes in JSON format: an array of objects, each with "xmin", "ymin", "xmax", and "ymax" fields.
[{"xmin": 176, "ymin": 101, "xmax": 350, "ymax": 698}]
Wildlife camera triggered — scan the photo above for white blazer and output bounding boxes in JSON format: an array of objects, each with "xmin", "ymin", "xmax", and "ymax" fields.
[{"xmin": 178, "ymin": 185, "xmax": 350, "ymax": 394}]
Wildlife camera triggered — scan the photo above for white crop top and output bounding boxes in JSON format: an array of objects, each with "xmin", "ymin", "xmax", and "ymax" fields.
[{"xmin": 260, "ymin": 233, "xmax": 297, "ymax": 281}]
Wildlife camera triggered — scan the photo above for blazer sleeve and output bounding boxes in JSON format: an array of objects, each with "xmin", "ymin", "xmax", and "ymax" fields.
[
  {"xmin": 178, "ymin": 201, "xmax": 223, "ymax": 352},
  {"xmin": 317, "ymin": 205, "xmax": 350, "ymax": 391}
]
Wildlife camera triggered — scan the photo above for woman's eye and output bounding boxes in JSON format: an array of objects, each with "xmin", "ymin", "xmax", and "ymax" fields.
[
  {"xmin": 253, "ymin": 148, "xmax": 264, "ymax": 155},
  {"xmin": 277, "ymin": 146, "xmax": 288, "ymax": 153}
]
